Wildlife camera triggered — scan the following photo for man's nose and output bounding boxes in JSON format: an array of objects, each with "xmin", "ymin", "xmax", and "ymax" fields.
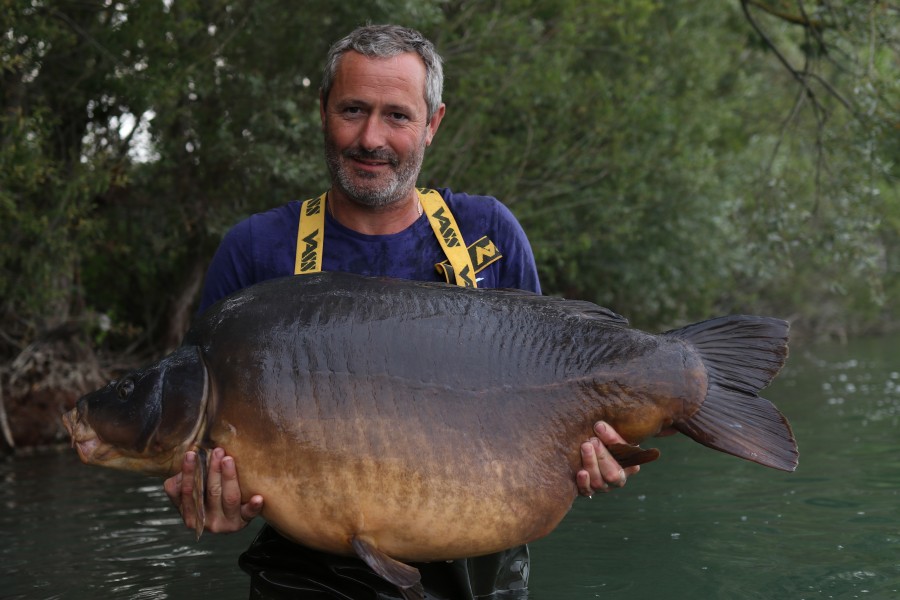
[{"xmin": 358, "ymin": 115, "xmax": 389, "ymax": 151}]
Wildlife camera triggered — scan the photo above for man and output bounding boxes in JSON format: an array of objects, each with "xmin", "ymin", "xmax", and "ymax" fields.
[{"xmin": 165, "ymin": 24, "xmax": 639, "ymax": 599}]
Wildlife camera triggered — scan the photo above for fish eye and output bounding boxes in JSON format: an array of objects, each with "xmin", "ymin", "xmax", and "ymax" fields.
[{"xmin": 116, "ymin": 379, "xmax": 134, "ymax": 399}]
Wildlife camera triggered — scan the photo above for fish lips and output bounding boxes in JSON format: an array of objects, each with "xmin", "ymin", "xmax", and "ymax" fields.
[
  {"xmin": 62, "ymin": 405, "xmax": 109, "ymax": 465},
  {"xmin": 62, "ymin": 402, "xmax": 173, "ymax": 474}
]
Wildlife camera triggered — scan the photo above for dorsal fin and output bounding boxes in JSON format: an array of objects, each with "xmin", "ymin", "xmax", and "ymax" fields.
[
  {"xmin": 558, "ymin": 300, "xmax": 629, "ymax": 325},
  {"xmin": 484, "ymin": 288, "xmax": 629, "ymax": 326}
]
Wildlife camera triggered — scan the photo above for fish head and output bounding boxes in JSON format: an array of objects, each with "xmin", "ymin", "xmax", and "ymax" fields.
[{"xmin": 62, "ymin": 345, "xmax": 208, "ymax": 477}]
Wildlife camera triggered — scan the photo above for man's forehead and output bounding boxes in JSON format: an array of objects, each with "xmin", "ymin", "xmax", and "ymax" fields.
[{"xmin": 330, "ymin": 51, "xmax": 428, "ymax": 108}]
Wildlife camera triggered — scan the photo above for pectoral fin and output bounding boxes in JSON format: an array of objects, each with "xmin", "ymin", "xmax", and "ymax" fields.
[
  {"xmin": 607, "ymin": 443, "xmax": 661, "ymax": 468},
  {"xmin": 191, "ymin": 447, "xmax": 209, "ymax": 540},
  {"xmin": 351, "ymin": 535, "xmax": 424, "ymax": 600}
]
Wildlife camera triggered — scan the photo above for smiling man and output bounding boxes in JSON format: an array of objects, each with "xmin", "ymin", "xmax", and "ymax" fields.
[
  {"xmin": 322, "ymin": 50, "xmax": 444, "ymax": 222},
  {"xmin": 165, "ymin": 24, "xmax": 639, "ymax": 599}
]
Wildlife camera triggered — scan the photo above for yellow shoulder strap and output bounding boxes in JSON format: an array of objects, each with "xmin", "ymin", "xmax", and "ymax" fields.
[
  {"xmin": 294, "ymin": 193, "xmax": 326, "ymax": 275},
  {"xmin": 295, "ymin": 189, "xmax": 489, "ymax": 286},
  {"xmin": 418, "ymin": 188, "xmax": 477, "ymax": 288}
]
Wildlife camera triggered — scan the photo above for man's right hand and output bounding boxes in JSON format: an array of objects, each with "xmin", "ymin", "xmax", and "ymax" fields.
[{"xmin": 163, "ymin": 447, "xmax": 264, "ymax": 534}]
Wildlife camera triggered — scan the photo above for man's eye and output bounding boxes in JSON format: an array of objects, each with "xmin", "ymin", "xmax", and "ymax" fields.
[{"xmin": 390, "ymin": 112, "xmax": 409, "ymax": 121}]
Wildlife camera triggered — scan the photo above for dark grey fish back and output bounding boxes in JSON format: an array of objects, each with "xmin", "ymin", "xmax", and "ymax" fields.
[{"xmin": 188, "ymin": 273, "xmax": 651, "ymax": 390}]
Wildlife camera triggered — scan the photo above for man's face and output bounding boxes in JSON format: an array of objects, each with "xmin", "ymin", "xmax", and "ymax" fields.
[{"xmin": 321, "ymin": 51, "xmax": 444, "ymax": 208}]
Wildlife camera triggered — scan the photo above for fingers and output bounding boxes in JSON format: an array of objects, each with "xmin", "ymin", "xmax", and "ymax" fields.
[
  {"xmin": 576, "ymin": 467, "xmax": 598, "ymax": 497},
  {"xmin": 241, "ymin": 494, "xmax": 265, "ymax": 523},
  {"xmin": 577, "ymin": 437, "xmax": 624, "ymax": 496},
  {"xmin": 203, "ymin": 448, "xmax": 243, "ymax": 533},
  {"xmin": 219, "ymin": 454, "xmax": 243, "ymax": 521},
  {"xmin": 576, "ymin": 421, "xmax": 640, "ymax": 497},
  {"xmin": 203, "ymin": 447, "xmax": 226, "ymax": 521},
  {"xmin": 593, "ymin": 419, "xmax": 626, "ymax": 445},
  {"xmin": 593, "ymin": 420, "xmax": 641, "ymax": 477},
  {"xmin": 167, "ymin": 448, "xmax": 262, "ymax": 534},
  {"xmin": 220, "ymin": 453, "xmax": 263, "ymax": 525},
  {"xmin": 163, "ymin": 471, "xmax": 183, "ymax": 507},
  {"xmin": 175, "ymin": 451, "xmax": 199, "ymax": 530}
]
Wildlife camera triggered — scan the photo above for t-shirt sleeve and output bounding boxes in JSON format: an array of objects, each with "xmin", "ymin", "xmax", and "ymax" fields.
[
  {"xmin": 439, "ymin": 189, "xmax": 542, "ymax": 295},
  {"xmin": 492, "ymin": 201, "xmax": 541, "ymax": 294},
  {"xmin": 198, "ymin": 220, "xmax": 257, "ymax": 314}
]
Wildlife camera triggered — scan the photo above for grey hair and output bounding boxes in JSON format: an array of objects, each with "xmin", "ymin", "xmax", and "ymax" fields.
[{"xmin": 320, "ymin": 24, "xmax": 444, "ymax": 120}]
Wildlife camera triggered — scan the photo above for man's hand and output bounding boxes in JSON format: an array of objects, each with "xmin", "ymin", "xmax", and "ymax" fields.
[
  {"xmin": 576, "ymin": 421, "xmax": 640, "ymax": 497},
  {"xmin": 163, "ymin": 447, "xmax": 264, "ymax": 533}
]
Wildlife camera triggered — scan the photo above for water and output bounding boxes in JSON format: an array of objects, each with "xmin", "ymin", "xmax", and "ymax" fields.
[
  {"xmin": 0, "ymin": 453, "xmax": 263, "ymax": 599},
  {"xmin": 3, "ymin": 335, "xmax": 899, "ymax": 599}
]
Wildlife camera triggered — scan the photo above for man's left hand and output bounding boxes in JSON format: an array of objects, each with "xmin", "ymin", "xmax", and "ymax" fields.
[{"xmin": 576, "ymin": 421, "xmax": 640, "ymax": 496}]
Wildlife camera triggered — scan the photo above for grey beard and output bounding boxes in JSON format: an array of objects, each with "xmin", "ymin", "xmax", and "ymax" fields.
[{"xmin": 324, "ymin": 134, "xmax": 426, "ymax": 209}]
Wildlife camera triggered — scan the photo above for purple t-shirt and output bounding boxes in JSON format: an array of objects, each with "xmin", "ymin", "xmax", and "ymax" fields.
[{"xmin": 199, "ymin": 188, "xmax": 541, "ymax": 312}]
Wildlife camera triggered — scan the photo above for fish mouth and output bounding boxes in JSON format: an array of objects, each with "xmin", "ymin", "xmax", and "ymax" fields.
[
  {"xmin": 61, "ymin": 407, "xmax": 81, "ymax": 438},
  {"xmin": 61, "ymin": 406, "xmax": 171, "ymax": 473},
  {"xmin": 62, "ymin": 407, "xmax": 111, "ymax": 464}
]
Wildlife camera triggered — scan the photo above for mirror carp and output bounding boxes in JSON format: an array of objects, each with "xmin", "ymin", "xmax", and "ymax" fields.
[{"xmin": 63, "ymin": 272, "xmax": 797, "ymax": 599}]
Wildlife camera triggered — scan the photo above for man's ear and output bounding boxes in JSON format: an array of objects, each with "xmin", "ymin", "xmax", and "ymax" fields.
[
  {"xmin": 319, "ymin": 91, "xmax": 327, "ymax": 130},
  {"xmin": 425, "ymin": 103, "xmax": 446, "ymax": 147}
]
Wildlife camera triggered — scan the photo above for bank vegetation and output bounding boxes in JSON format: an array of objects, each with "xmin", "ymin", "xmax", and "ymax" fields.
[{"xmin": 2, "ymin": 0, "xmax": 898, "ymax": 449}]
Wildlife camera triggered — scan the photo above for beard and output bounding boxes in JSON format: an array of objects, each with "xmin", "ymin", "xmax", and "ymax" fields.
[{"xmin": 323, "ymin": 126, "xmax": 427, "ymax": 209}]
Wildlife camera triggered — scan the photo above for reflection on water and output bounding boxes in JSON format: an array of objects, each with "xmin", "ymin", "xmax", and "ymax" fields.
[
  {"xmin": 3, "ymin": 336, "xmax": 899, "ymax": 599},
  {"xmin": 1, "ymin": 453, "xmax": 262, "ymax": 599}
]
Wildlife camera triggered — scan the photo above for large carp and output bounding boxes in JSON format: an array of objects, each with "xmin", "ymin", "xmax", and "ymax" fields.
[{"xmin": 63, "ymin": 272, "xmax": 797, "ymax": 599}]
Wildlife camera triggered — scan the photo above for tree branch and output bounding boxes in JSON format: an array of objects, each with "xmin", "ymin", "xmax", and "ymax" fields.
[
  {"xmin": 740, "ymin": 0, "xmax": 856, "ymax": 115},
  {"xmin": 743, "ymin": 0, "xmax": 831, "ymax": 30}
]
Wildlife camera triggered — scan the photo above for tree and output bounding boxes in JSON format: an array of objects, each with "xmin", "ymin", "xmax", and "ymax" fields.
[
  {"xmin": 734, "ymin": 0, "xmax": 900, "ymax": 335},
  {"xmin": 1, "ymin": 0, "xmax": 897, "ymax": 448},
  {"xmin": 0, "ymin": 0, "xmax": 447, "ymax": 447}
]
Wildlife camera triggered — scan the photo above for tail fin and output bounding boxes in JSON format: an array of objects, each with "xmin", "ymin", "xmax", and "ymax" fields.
[{"xmin": 667, "ymin": 315, "xmax": 798, "ymax": 472}]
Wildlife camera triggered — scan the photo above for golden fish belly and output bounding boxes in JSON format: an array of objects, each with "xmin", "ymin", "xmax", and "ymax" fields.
[{"xmin": 214, "ymin": 400, "xmax": 580, "ymax": 562}]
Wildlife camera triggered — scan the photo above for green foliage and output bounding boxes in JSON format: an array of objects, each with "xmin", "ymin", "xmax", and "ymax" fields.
[
  {"xmin": 1, "ymin": 5, "xmax": 111, "ymax": 334},
  {"xmin": 723, "ymin": 0, "xmax": 900, "ymax": 334},
  {"xmin": 424, "ymin": 0, "xmax": 899, "ymax": 331},
  {"xmin": 2, "ymin": 0, "xmax": 898, "ymax": 362},
  {"xmin": 426, "ymin": 1, "xmax": 758, "ymax": 325}
]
